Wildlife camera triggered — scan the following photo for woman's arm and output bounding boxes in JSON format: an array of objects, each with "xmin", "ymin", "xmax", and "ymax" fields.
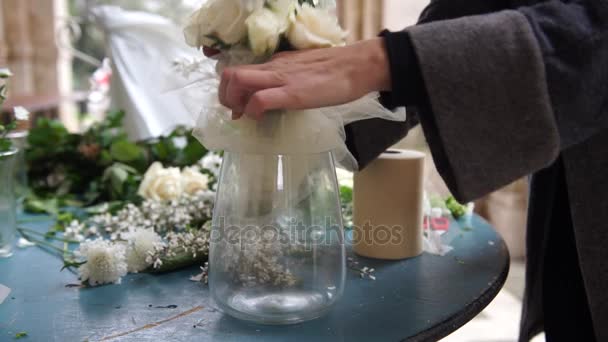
[{"xmin": 217, "ymin": 0, "xmax": 608, "ymax": 202}]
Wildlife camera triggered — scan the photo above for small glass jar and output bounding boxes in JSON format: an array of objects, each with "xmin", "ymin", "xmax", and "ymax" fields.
[
  {"xmin": 0, "ymin": 148, "xmax": 18, "ymax": 258},
  {"xmin": 209, "ymin": 151, "xmax": 346, "ymax": 324}
]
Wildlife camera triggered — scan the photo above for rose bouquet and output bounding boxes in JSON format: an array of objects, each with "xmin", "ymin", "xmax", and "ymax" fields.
[
  {"xmin": 184, "ymin": 0, "xmax": 346, "ymax": 57},
  {"xmin": 176, "ymin": 0, "xmax": 405, "ymax": 172}
]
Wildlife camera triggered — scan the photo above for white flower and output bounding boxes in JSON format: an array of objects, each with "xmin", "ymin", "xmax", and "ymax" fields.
[
  {"xmin": 247, "ymin": 0, "xmax": 296, "ymax": 56},
  {"xmin": 247, "ymin": 8, "xmax": 283, "ymax": 56},
  {"xmin": 124, "ymin": 229, "xmax": 163, "ymax": 273},
  {"xmin": 138, "ymin": 162, "xmax": 184, "ymax": 201},
  {"xmin": 0, "ymin": 68, "xmax": 12, "ymax": 79},
  {"xmin": 75, "ymin": 239, "xmax": 128, "ymax": 286},
  {"xmin": 287, "ymin": 3, "xmax": 347, "ymax": 50},
  {"xmin": 184, "ymin": 0, "xmax": 251, "ymax": 48},
  {"xmin": 64, "ymin": 220, "xmax": 85, "ymax": 242},
  {"xmin": 200, "ymin": 153, "xmax": 223, "ymax": 177},
  {"xmin": 13, "ymin": 106, "xmax": 30, "ymax": 121},
  {"xmin": 182, "ymin": 167, "xmax": 210, "ymax": 195}
]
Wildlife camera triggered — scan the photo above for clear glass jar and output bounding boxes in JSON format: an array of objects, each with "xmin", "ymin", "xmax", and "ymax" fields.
[
  {"xmin": 7, "ymin": 131, "xmax": 28, "ymax": 210},
  {"xmin": 209, "ymin": 151, "xmax": 346, "ymax": 325},
  {"xmin": 0, "ymin": 149, "xmax": 18, "ymax": 258}
]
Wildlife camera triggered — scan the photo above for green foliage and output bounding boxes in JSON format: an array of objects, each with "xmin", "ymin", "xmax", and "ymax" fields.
[
  {"xmin": 14, "ymin": 332, "xmax": 28, "ymax": 339},
  {"xmin": 446, "ymin": 196, "xmax": 467, "ymax": 219},
  {"xmin": 25, "ymin": 111, "xmax": 208, "ymax": 214},
  {"xmin": 339, "ymin": 185, "xmax": 353, "ymax": 204}
]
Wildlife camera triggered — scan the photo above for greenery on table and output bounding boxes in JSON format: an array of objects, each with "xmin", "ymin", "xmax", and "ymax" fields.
[
  {"xmin": 25, "ymin": 110, "xmax": 207, "ymax": 214},
  {"xmin": 445, "ymin": 196, "xmax": 468, "ymax": 219}
]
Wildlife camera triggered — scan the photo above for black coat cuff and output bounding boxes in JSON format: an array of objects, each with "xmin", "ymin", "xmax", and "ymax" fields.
[{"xmin": 379, "ymin": 29, "xmax": 427, "ymax": 108}]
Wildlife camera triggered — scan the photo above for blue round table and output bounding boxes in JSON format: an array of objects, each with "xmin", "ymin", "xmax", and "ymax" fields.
[{"xmin": 0, "ymin": 215, "xmax": 509, "ymax": 341}]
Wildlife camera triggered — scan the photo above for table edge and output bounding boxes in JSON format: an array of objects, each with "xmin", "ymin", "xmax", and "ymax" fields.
[{"xmin": 406, "ymin": 238, "xmax": 511, "ymax": 342}]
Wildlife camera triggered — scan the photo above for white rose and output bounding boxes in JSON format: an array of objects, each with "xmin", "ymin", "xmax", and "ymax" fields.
[
  {"xmin": 247, "ymin": 0, "xmax": 295, "ymax": 56},
  {"xmin": 137, "ymin": 162, "xmax": 163, "ymax": 198},
  {"xmin": 138, "ymin": 162, "xmax": 183, "ymax": 201},
  {"xmin": 181, "ymin": 167, "xmax": 210, "ymax": 195},
  {"xmin": 287, "ymin": 4, "xmax": 347, "ymax": 50},
  {"xmin": 247, "ymin": 9, "xmax": 282, "ymax": 56},
  {"xmin": 184, "ymin": 0, "xmax": 250, "ymax": 48}
]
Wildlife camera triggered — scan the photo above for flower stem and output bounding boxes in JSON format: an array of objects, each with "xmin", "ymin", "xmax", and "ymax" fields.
[
  {"xmin": 17, "ymin": 227, "xmax": 81, "ymax": 244},
  {"xmin": 17, "ymin": 228, "xmax": 75, "ymax": 256},
  {"xmin": 17, "ymin": 217, "xmax": 53, "ymax": 224}
]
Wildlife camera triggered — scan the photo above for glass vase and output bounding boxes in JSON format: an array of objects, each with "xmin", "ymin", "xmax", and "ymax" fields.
[
  {"xmin": 0, "ymin": 148, "xmax": 18, "ymax": 258},
  {"xmin": 8, "ymin": 131, "xmax": 28, "ymax": 210},
  {"xmin": 209, "ymin": 151, "xmax": 346, "ymax": 325}
]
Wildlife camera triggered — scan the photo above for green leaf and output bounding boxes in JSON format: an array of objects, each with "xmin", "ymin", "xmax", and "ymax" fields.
[
  {"xmin": 85, "ymin": 201, "xmax": 125, "ymax": 215},
  {"xmin": 446, "ymin": 196, "xmax": 467, "ymax": 219},
  {"xmin": 147, "ymin": 251, "xmax": 207, "ymax": 274},
  {"xmin": 28, "ymin": 118, "xmax": 70, "ymax": 146},
  {"xmin": 340, "ymin": 186, "xmax": 353, "ymax": 204},
  {"xmin": 0, "ymin": 138, "xmax": 11, "ymax": 153},
  {"xmin": 23, "ymin": 198, "xmax": 59, "ymax": 215},
  {"xmin": 110, "ymin": 140, "xmax": 143, "ymax": 162},
  {"xmin": 5, "ymin": 121, "xmax": 16, "ymax": 131},
  {"xmin": 61, "ymin": 260, "xmax": 86, "ymax": 272},
  {"xmin": 56, "ymin": 211, "xmax": 75, "ymax": 225},
  {"xmin": 178, "ymin": 140, "xmax": 206, "ymax": 166},
  {"xmin": 98, "ymin": 150, "xmax": 113, "ymax": 166},
  {"xmin": 15, "ymin": 331, "xmax": 28, "ymax": 339},
  {"xmin": 105, "ymin": 110, "xmax": 126, "ymax": 128}
]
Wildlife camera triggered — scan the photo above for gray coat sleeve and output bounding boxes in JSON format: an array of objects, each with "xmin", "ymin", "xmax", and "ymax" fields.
[{"xmin": 408, "ymin": 10, "xmax": 560, "ymax": 202}]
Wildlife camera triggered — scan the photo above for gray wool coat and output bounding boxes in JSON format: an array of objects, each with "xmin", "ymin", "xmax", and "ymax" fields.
[{"xmin": 346, "ymin": 0, "xmax": 608, "ymax": 340}]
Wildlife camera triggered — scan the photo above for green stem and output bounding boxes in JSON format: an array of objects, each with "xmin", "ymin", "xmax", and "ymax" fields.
[
  {"xmin": 17, "ymin": 228, "xmax": 74, "ymax": 257},
  {"xmin": 18, "ymin": 217, "xmax": 53, "ymax": 223},
  {"xmin": 18, "ymin": 227, "xmax": 81, "ymax": 244}
]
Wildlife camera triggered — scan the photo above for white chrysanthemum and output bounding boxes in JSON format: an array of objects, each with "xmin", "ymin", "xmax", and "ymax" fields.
[
  {"xmin": 76, "ymin": 239, "xmax": 128, "ymax": 286},
  {"xmin": 124, "ymin": 229, "xmax": 163, "ymax": 273}
]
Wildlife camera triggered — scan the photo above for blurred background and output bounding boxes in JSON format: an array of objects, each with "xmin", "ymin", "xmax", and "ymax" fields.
[{"xmin": 0, "ymin": 0, "xmax": 535, "ymax": 340}]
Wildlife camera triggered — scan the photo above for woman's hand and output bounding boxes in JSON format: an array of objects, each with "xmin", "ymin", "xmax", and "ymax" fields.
[{"xmin": 213, "ymin": 38, "xmax": 391, "ymax": 120}]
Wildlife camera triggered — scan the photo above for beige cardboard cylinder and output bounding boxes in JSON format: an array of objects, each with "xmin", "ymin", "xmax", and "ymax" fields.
[{"xmin": 353, "ymin": 149, "xmax": 425, "ymax": 260}]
